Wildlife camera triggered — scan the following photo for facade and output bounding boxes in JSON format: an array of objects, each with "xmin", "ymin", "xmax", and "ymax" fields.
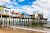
[{"xmin": 0, "ymin": 6, "xmax": 11, "ymax": 15}]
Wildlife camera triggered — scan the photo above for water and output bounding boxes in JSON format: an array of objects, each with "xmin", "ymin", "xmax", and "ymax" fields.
[
  {"xmin": 14, "ymin": 21, "xmax": 50, "ymax": 28},
  {"xmin": 0, "ymin": 17, "xmax": 50, "ymax": 29},
  {"xmin": 44, "ymin": 21, "xmax": 50, "ymax": 27}
]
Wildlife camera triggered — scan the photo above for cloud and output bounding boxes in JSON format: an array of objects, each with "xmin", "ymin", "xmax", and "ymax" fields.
[
  {"xmin": 1, "ymin": 0, "xmax": 10, "ymax": 3},
  {"xmin": 15, "ymin": 0, "xmax": 50, "ymax": 19},
  {"xmin": 0, "ymin": 0, "xmax": 11, "ymax": 5},
  {"xmin": 18, "ymin": 0, "xmax": 25, "ymax": 2},
  {"xmin": 11, "ymin": 9, "xmax": 18, "ymax": 12},
  {"xmin": 13, "ymin": 2, "xmax": 18, "ymax": 5},
  {"xmin": 32, "ymin": 0, "xmax": 50, "ymax": 18}
]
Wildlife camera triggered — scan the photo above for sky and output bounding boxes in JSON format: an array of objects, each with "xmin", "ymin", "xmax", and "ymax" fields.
[{"xmin": 0, "ymin": 0, "xmax": 50, "ymax": 21}]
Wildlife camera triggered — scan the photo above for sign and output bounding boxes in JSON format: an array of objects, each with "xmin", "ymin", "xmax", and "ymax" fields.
[
  {"xmin": 0, "ymin": 7, "xmax": 4, "ymax": 9},
  {"xmin": 0, "ymin": 7, "xmax": 4, "ymax": 14}
]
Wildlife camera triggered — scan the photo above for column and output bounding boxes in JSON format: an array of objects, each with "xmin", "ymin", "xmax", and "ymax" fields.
[
  {"xmin": 22, "ymin": 18, "xmax": 23, "ymax": 25},
  {"xmin": 26, "ymin": 18, "xmax": 27, "ymax": 25},
  {"xmin": 19, "ymin": 18, "xmax": 21, "ymax": 25},
  {"xmin": 9, "ymin": 16, "xmax": 10, "ymax": 26},
  {"xmin": 24, "ymin": 18, "xmax": 25, "ymax": 25},
  {"xmin": 1, "ymin": 15, "xmax": 2, "ymax": 27},
  {"xmin": 28, "ymin": 18, "xmax": 29, "ymax": 25},
  {"xmin": 6, "ymin": 16, "xmax": 7, "ymax": 27},
  {"xmin": 17, "ymin": 17, "xmax": 18, "ymax": 24},
  {"xmin": 12, "ymin": 17, "xmax": 13, "ymax": 26}
]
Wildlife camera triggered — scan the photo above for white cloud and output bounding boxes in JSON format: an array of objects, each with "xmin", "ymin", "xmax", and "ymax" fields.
[
  {"xmin": 0, "ymin": 0, "xmax": 11, "ymax": 5},
  {"xmin": 32, "ymin": 0, "xmax": 50, "ymax": 18},
  {"xmin": 13, "ymin": 2, "xmax": 17, "ymax": 5},
  {"xmin": 18, "ymin": 0, "xmax": 25, "ymax": 2},
  {"xmin": 11, "ymin": 9, "xmax": 18, "ymax": 12},
  {"xmin": 1, "ymin": 0, "xmax": 10, "ymax": 3},
  {"xmin": 15, "ymin": 0, "xmax": 50, "ymax": 19}
]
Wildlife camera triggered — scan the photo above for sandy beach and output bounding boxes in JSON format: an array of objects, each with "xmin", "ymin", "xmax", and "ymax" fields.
[
  {"xmin": 0, "ymin": 28, "xmax": 28, "ymax": 33},
  {"xmin": 0, "ymin": 27, "xmax": 47, "ymax": 33}
]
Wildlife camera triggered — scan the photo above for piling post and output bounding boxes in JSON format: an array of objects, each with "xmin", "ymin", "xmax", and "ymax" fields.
[
  {"xmin": 19, "ymin": 17, "xmax": 21, "ymax": 25},
  {"xmin": 1, "ymin": 15, "xmax": 2, "ymax": 27},
  {"xmin": 22, "ymin": 18, "xmax": 23, "ymax": 25},
  {"xmin": 16, "ymin": 17, "xmax": 18, "ymax": 24},
  {"xmin": 6, "ymin": 16, "xmax": 7, "ymax": 27},
  {"xmin": 24, "ymin": 18, "xmax": 25, "ymax": 25},
  {"xmin": 28, "ymin": 18, "xmax": 29, "ymax": 25},
  {"xmin": 9, "ymin": 16, "xmax": 10, "ymax": 26},
  {"xmin": 12, "ymin": 17, "xmax": 13, "ymax": 26},
  {"xmin": 26, "ymin": 18, "xmax": 27, "ymax": 25}
]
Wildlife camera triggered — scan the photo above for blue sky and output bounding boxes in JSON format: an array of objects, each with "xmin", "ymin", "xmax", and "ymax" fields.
[{"xmin": 0, "ymin": 0, "xmax": 50, "ymax": 21}]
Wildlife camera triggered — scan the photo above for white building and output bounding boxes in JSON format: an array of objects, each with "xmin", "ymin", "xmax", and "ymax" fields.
[
  {"xmin": 35, "ymin": 12, "xmax": 38, "ymax": 18},
  {"xmin": 0, "ymin": 6, "xmax": 11, "ymax": 15}
]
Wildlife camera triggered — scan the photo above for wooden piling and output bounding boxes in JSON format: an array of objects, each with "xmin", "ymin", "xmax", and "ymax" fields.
[
  {"xmin": 24, "ymin": 18, "xmax": 25, "ymax": 25},
  {"xmin": 12, "ymin": 17, "xmax": 13, "ymax": 26},
  {"xmin": 26, "ymin": 18, "xmax": 27, "ymax": 25},
  {"xmin": 6, "ymin": 16, "xmax": 7, "ymax": 27},
  {"xmin": 1, "ymin": 15, "xmax": 2, "ymax": 27},
  {"xmin": 9, "ymin": 16, "xmax": 10, "ymax": 26},
  {"xmin": 1, "ymin": 15, "xmax": 2, "ymax": 25}
]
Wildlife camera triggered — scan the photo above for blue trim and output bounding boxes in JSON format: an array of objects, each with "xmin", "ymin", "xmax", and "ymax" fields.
[
  {"xmin": 0, "ymin": 6, "xmax": 2, "ymax": 7},
  {"xmin": 0, "ymin": 6, "xmax": 11, "ymax": 9},
  {"xmin": 4, "ymin": 7, "xmax": 11, "ymax": 9},
  {"xmin": 7, "ymin": 8, "xmax": 11, "ymax": 9}
]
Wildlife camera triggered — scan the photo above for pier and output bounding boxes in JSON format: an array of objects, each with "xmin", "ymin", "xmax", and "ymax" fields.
[
  {"xmin": 0, "ymin": 13, "xmax": 47, "ymax": 28},
  {"xmin": 0, "ymin": 6, "xmax": 47, "ymax": 28}
]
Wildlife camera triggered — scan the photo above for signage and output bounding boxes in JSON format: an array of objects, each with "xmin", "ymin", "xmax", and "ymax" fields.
[
  {"xmin": 0, "ymin": 7, "xmax": 4, "ymax": 14},
  {"xmin": 0, "ymin": 7, "xmax": 4, "ymax": 9}
]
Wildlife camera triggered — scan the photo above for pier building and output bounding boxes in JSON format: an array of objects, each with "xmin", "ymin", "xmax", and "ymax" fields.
[{"xmin": 0, "ymin": 6, "xmax": 47, "ymax": 28}]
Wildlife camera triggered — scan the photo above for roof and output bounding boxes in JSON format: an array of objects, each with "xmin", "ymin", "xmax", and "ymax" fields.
[
  {"xmin": 0, "ymin": 6, "xmax": 11, "ymax": 9},
  {"xmin": 4, "ymin": 7, "xmax": 11, "ymax": 9}
]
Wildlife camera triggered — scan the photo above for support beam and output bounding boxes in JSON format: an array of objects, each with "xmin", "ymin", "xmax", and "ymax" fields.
[
  {"xmin": 12, "ymin": 17, "xmax": 13, "ymax": 26},
  {"xmin": 28, "ymin": 18, "xmax": 29, "ymax": 25},
  {"xmin": 1, "ymin": 15, "xmax": 2, "ymax": 28},
  {"xmin": 26, "ymin": 18, "xmax": 27, "ymax": 25},
  {"xmin": 24, "ymin": 18, "xmax": 25, "ymax": 25},
  {"xmin": 1, "ymin": 15, "xmax": 2, "ymax": 25},
  {"xmin": 6, "ymin": 16, "xmax": 7, "ymax": 27},
  {"xmin": 19, "ymin": 17, "xmax": 21, "ymax": 25},
  {"xmin": 17, "ymin": 17, "xmax": 18, "ymax": 25},
  {"xmin": 9, "ymin": 16, "xmax": 10, "ymax": 26},
  {"xmin": 22, "ymin": 19, "xmax": 23, "ymax": 25}
]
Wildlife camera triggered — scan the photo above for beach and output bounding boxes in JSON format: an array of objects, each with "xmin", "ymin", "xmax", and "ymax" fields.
[
  {"xmin": 0, "ymin": 28, "xmax": 28, "ymax": 33},
  {"xmin": 0, "ymin": 27, "xmax": 47, "ymax": 33}
]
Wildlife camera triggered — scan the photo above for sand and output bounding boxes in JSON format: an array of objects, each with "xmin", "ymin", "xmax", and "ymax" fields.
[
  {"xmin": 0, "ymin": 28, "xmax": 28, "ymax": 33},
  {"xmin": 0, "ymin": 28, "xmax": 47, "ymax": 33}
]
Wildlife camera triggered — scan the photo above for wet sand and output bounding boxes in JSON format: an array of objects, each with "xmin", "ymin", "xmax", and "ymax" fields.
[
  {"xmin": 0, "ymin": 28, "xmax": 28, "ymax": 33},
  {"xmin": 0, "ymin": 28, "xmax": 47, "ymax": 33}
]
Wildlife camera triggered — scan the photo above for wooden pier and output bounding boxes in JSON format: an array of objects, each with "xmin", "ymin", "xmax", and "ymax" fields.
[{"xmin": 0, "ymin": 13, "xmax": 47, "ymax": 28}]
